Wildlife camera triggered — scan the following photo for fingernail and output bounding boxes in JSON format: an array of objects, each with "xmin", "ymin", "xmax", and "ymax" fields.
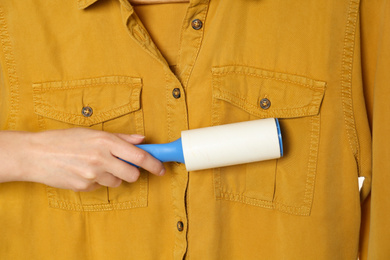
[
  {"xmin": 159, "ymin": 168, "xmax": 166, "ymax": 176},
  {"xmin": 130, "ymin": 134, "xmax": 145, "ymax": 139}
]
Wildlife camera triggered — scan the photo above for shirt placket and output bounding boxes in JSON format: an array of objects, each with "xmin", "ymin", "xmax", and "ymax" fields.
[
  {"xmin": 118, "ymin": 1, "xmax": 209, "ymax": 259},
  {"xmin": 173, "ymin": 1, "xmax": 210, "ymax": 259}
]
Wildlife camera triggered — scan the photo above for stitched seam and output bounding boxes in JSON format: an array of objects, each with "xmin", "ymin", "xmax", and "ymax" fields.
[
  {"xmin": 302, "ymin": 115, "xmax": 320, "ymax": 213},
  {"xmin": 219, "ymin": 191, "xmax": 274, "ymax": 208},
  {"xmin": 212, "ymin": 65, "xmax": 326, "ymax": 84},
  {"xmin": 34, "ymin": 75, "xmax": 140, "ymax": 86},
  {"xmin": 47, "ymin": 187, "xmax": 148, "ymax": 212},
  {"xmin": 212, "ymin": 66, "xmax": 326, "ymax": 88},
  {"xmin": 48, "ymin": 197, "xmax": 147, "ymax": 211},
  {"xmin": 0, "ymin": 7, "xmax": 19, "ymax": 130},
  {"xmin": 218, "ymin": 191, "xmax": 310, "ymax": 216},
  {"xmin": 274, "ymin": 202, "xmax": 310, "ymax": 216},
  {"xmin": 37, "ymin": 114, "xmax": 46, "ymax": 131},
  {"xmin": 34, "ymin": 83, "xmax": 131, "ymax": 91},
  {"xmin": 34, "ymin": 81, "xmax": 140, "ymax": 92},
  {"xmin": 32, "ymin": 87, "xmax": 47, "ymax": 130},
  {"xmin": 137, "ymin": 171, "xmax": 148, "ymax": 208},
  {"xmin": 340, "ymin": 0, "xmax": 360, "ymax": 165},
  {"xmin": 213, "ymin": 71, "xmax": 325, "ymax": 91},
  {"xmin": 211, "ymin": 75, "xmax": 222, "ymax": 199},
  {"xmin": 133, "ymin": 84, "xmax": 144, "ymax": 135}
]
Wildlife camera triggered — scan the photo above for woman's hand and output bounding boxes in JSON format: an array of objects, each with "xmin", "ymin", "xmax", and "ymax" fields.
[{"xmin": 0, "ymin": 128, "xmax": 165, "ymax": 191}]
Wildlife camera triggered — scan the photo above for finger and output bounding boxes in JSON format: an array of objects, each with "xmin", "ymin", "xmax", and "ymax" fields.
[
  {"xmin": 105, "ymin": 156, "xmax": 141, "ymax": 183},
  {"xmin": 95, "ymin": 172, "xmax": 123, "ymax": 188},
  {"xmin": 109, "ymin": 136, "xmax": 165, "ymax": 177},
  {"xmin": 73, "ymin": 182, "xmax": 102, "ymax": 192},
  {"xmin": 114, "ymin": 133, "xmax": 145, "ymax": 144},
  {"xmin": 116, "ymin": 146, "xmax": 165, "ymax": 176}
]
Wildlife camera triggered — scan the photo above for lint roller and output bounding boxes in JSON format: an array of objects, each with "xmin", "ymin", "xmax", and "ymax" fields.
[{"xmin": 125, "ymin": 118, "xmax": 283, "ymax": 171}]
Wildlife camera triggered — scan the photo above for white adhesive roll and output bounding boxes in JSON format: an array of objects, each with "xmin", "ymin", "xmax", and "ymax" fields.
[{"xmin": 181, "ymin": 118, "xmax": 282, "ymax": 171}]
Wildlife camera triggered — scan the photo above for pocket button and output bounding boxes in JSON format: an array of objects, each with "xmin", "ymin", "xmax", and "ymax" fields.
[
  {"xmin": 260, "ymin": 98, "xmax": 271, "ymax": 110},
  {"xmin": 81, "ymin": 106, "xmax": 93, "ymax": 117}
]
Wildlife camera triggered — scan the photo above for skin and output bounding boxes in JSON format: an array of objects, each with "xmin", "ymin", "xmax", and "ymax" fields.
[{"xmin": 0, "ymin": 128, "xmax": 165, "ymax": 192}]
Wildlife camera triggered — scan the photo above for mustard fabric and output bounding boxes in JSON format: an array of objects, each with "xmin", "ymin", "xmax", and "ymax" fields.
[{"xmin": 0, "ymin": 0, "xmax": 388, "ymax": 259}]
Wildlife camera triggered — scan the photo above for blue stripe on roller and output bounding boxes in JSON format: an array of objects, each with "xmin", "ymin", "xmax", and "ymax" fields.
[{"xmin": 275, "ymin": 118, "xmax": 283, "ymax": 157}]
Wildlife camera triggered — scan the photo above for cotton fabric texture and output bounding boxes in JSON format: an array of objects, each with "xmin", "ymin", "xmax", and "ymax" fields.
[{"xmin": 0, "ymin": 0, "xmax": 389, "ymax": 259}]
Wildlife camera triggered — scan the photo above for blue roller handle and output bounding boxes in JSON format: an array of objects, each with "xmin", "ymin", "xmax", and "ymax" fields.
[{"xmin": 120, "ymin": 138, "xmax": 185, "ymax": 166}]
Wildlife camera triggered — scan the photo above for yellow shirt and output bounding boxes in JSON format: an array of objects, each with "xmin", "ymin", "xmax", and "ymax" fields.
[{"xmin": 0, "ymin": 0, "xmax": 388, "ymax": 259}]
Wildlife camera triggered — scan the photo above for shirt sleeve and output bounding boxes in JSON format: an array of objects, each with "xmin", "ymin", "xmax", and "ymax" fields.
[{"xmin": 359, "ymin": 0, "xmax": 390, "ymax": 258}]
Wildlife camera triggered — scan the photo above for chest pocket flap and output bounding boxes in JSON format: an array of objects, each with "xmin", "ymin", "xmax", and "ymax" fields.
[
  {"xmin": 212, "ymin": 65, "xmax": 325, "ymax": 119},
  {"xmin": 32, "ymin": 76, "xmax": 142, "ymax": 127}
]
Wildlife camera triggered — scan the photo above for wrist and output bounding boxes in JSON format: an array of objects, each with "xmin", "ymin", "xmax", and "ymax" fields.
[{"xmin": 0, "ymin": 131, "xmax": 36, "ymax": 182}]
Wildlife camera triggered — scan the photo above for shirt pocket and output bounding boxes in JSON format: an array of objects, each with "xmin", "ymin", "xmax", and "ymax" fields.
[
  {"xmin": 211, "ymin": 66, "xmax": 326, "ymax": 216},
  {"xmin": 32, "ymin": 76, "xmax": 147, "ymax": 211}
]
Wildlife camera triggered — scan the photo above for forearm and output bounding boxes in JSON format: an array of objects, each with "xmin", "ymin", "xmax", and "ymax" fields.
[
  {"xmin": 0, "ymin": 129, "xmax": 165, "ymax": 191},
  {"xmin": 0, "ymin": 131, "xmax": 33, "ymax": 183}
]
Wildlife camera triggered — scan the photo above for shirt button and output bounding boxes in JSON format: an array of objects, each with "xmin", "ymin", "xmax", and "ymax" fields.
[
  {"xmin": 260, "ymin": 98, "xmax": 271, "ymax": 110},
  {"xmin": 172, "ymin": 88, "xmax": 181, "ymax": 99},
  {"xmin": 177, "ymin": 221, "xmax": 184, "ymax": 232},
  {"xmin": 191, "ymin": 19, "xmax": 203, "ymax": 30},
  {"xmin": 82, "ymin": 106, "xmax": 93, "ymax": 117}
]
